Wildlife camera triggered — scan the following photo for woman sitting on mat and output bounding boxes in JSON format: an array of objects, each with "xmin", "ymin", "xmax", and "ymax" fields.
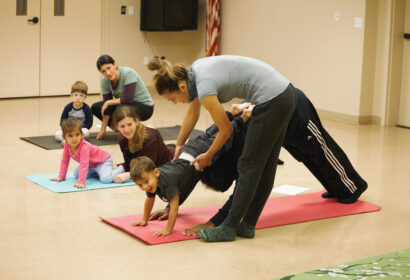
[
  {"xmin": 92, "ymin": 54, "xmax": 154, "ymax": 140},
  {"xmin": 111, "ymin": 105, "xmax": 175, "ymax": 183},
  {"xmin": 50, "ymin": 119, "xmax": 124, "ymax": 189}
]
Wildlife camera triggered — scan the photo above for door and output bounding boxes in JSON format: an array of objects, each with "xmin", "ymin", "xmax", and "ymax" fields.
[
  {"xmin": 399, "ymin": 0, "xmax": 410, "ymax": 127},
  {"xmin": 40, "ymin": 0, "xmax": 101, "ymax": 95},
  {"xmin": 0, "ymin": 0, "xmax": 101, "ymax": 98},
  {"xmin": 0, "ymin": 0, "xmax": 41, "ymax": 98}
]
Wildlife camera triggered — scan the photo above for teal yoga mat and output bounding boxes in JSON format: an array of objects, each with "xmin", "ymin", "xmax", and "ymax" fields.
[{"xmin": 26, "ymin": 172, "xmax": 135, "ymax": 193}]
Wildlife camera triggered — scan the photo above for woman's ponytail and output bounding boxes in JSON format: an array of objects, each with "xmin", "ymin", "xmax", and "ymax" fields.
[{"xmin": 147, "ymin": 57, "xmax": 188, "ymax": 95}]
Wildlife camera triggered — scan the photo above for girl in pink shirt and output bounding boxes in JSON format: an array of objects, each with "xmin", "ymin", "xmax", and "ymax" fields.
[{"xmin": 50, "ymin": 119, "xmax": 124, "ymax": 189}]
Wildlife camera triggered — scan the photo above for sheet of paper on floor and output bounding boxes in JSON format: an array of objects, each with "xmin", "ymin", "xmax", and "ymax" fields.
[{"xmin": 272, "ymin": 184, "xmax": 310, "ymax": 195}]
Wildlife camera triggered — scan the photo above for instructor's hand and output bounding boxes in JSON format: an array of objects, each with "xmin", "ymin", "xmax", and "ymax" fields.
[
  {"xmin": 172, "ymin": 145, "xmax": 184, "ymax": 161},
  {"xmin": 191, "ymin": 153, "xmax": 212, "ymax": 171}
]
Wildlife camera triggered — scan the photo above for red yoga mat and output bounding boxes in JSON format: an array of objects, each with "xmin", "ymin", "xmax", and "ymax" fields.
[{"xmin": 100, "ymin": 191, "xmax": 381, "ymax": 245}]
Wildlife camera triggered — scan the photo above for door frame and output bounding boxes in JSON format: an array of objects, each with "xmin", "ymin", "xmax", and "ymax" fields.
[{"xmin": 385, "ymin": 0, "xmax": 406, "ymax": 126}]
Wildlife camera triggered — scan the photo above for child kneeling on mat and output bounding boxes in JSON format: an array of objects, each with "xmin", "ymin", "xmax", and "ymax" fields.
[{"xmin": 50, "ymin": 119, "xmax": 124, "ymax": 189}]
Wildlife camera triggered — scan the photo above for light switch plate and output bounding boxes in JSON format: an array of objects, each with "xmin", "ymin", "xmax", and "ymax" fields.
[
  {"xmin": 354, "ymin": 17, "xmax": 363, "ymax": 28},
  {"xmin": 128, "ymin": 6, "xmax": 134, "ymax": 15}
]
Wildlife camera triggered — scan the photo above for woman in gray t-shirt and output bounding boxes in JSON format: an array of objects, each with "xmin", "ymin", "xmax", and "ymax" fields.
[{"xmin": 147, "ymin": 55, "xmax": 296, "ymax": 242}]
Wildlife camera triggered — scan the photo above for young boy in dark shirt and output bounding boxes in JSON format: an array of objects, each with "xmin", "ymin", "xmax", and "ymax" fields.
[
  {"xmin": 128, "ymin": 104, "xmax": 252, "ymax": 236},
  {"xmin": 55, "ymin": 81, "xmax": 93, "ymax": 143}
]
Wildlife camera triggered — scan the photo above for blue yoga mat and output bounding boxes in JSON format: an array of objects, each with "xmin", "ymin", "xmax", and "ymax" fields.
[{"xmin": 26, "ymin": 172, "xmax": 135, "ymax": 193}]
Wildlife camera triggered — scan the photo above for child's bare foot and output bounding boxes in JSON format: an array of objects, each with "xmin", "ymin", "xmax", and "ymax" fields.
[
  {"xmin": 241, "ymin": 105, "xmax": 255, "ymax": 122},
  {"xmin": 183, "ymin": 221, "xmax": 215, "ymax": 236},
  {"xmin": 230, "ymin": 102, "xmax": 251, "ymax": 116}
]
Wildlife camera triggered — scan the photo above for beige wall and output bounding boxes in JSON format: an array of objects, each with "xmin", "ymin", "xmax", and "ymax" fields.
[
  {"xmin": 100, "ymin": 0, "xmax": 405, "ymax": 126},
  {"xmin": 219, "ymin": 0, "xmax": 367, "ymax": 119},
  {"xmin": 102, "ymin": 0, "xmax": 206, "ymax": 87}
]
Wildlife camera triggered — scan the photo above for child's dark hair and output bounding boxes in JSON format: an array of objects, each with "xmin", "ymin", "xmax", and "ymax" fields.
[
  {"xmin": 113, "ymin": 106, "xmax": 147, "ymax": 153},
  {"xmin": 96, "ymin": 54, "xmax": 115, "ymax": 70},
  {"xmin": 61, "ymin": 119, "xmax": 82, "ymax": 138},
  {"xmin": 130, "ymin": 156, "xmax": 156, "ymax": 181},
  {"xmin": 147, "ymin": 57, "xmax": 188, "ymax": 95},
  {"xmin": 71, "ymin": 81, "xmax": 88, "ymax": 95}
]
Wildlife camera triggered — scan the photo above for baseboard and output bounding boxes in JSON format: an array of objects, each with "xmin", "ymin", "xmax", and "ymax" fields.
[
  {"xmin": 317, "ymin": 109, "xmax": 380, "ymax": 125},
  {"xmin": 317, "ymin": 109, "xmax": 360, "ymax": 124}
]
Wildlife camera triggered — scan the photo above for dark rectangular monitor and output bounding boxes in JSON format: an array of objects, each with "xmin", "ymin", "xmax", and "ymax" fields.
[{"xmin": 140, "ymin": 0, "xmax": 198, "ymax": 31}]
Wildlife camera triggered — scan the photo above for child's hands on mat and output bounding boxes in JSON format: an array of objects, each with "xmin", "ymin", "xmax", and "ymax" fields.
[
  {"xmin": 183, "ymin": 221, "xmax": 215, "ymax": 236},
  {"xmin": 49, "ymin": 177, "xmax": 64, "ymax": 182},
  {"xmin": 149, "ymin": 208, "xmax": 169, "ymax": 221},
  {"xmin": 73, "ymin": 183, "xmax": 86, "ymax": 189},
  {"xmin": 154, "ymin": 228, "xmax": 171, "ymax": 237},
  {"xmin": 131, "ymin": 220, "xmax": 148, "ymax": 227}
]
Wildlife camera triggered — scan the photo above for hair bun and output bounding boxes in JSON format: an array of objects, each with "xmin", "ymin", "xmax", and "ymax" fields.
[{"xmin": 147, "ymin": 57, "xmax": 163, "ymax": 72}]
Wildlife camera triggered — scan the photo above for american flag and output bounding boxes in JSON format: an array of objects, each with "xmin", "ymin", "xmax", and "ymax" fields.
[{"xmin": 205, "ymin": 0, "xmax": 220, "ymax": 56}]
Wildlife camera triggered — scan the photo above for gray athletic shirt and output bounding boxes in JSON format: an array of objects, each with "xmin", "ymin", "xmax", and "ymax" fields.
[
  {"xmin": 192, "ymin": 55, "xmax": 290, "ymax": 105},
  {"xmin": 101, "ymin": 66, "xmax": 153, "ymax": 105}
]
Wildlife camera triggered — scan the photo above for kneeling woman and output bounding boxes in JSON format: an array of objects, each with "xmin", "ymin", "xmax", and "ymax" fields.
[
  {"xmin": 111, "ymin": 105, "xmax": 175, "ymax": 183},
  {"xmin": 92, "ymin": 55, "xmax": 154, "ymax": 139}
]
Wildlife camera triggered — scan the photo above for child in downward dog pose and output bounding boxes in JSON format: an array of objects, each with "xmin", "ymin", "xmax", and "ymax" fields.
[
  {"xmin": 128, "ymin": 103, "xmax": 253, "ymax": 237},
  {"xmin": 50, "ymin": 119, "xmax": 124, "ymax": 189}
]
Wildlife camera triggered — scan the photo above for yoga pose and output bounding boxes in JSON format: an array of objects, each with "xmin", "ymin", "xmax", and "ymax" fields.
[
  {"xmin": 92, "ymin": 55, "xmax": 154, "ymax": 139},
  {"xmin": 152, "ymin": 89, "xmax": 368, "ymax": 235},
  {"xmin": 281, "ymin": 88, "xmax": 367, "ymax": 203},
  {"xmin": 129, "ymin": 104, "xmax": 252, "ymax": 236},
  {"xmin": 111, "ymin": 105, "xmax": 175, "ymax": 183},
  {"xmin": 50, "ymin": 119, "xmax": 124, "ymax": 189},
  {"xmin": 184, "ymin": 89, "xmax": 368, "ymax": 234},
  {"xmin": 55, "ymin": 81, "xmax": 93, "ymax": 143},
  {"xmin": 148, "ymin": 55, "xmax": 296, "ymax": 242}
]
